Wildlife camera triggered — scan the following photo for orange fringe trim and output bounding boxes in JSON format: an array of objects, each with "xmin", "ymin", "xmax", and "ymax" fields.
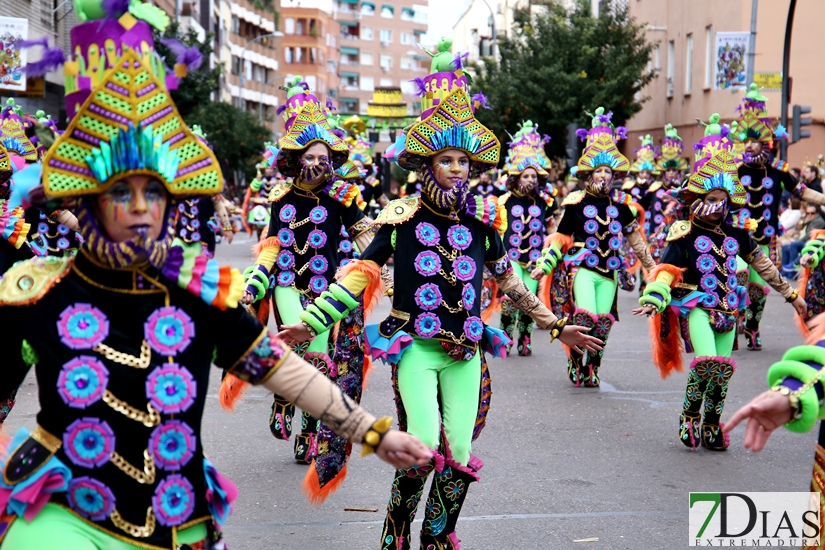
[
  {"xmin": 362, "ymin": 356, "xmax": 373, "ymax": 390},
  {"xmin": 538, "ymin": 275, "xmax": 552, "ymax": 312},
  {"xmin": 252, "ymin": 235, "xmax": 277, "ymax": 260},
  {"xmin": 480, "ymin": 278, "xmax": 500, "ymax": 322},
  {"xmin": 219, "ymin": 373, "xmax": 250, "ymax": 412},
  {"xmin": 633, "ymin": 203, "xmax": 646, "ymax": 238},
  {"xmin": 806, "ymin": 313, "xmax": 825, "ymax": 345},
  {"xmin": 241, "ymin": 187, "xmax": 253, "ymax": 235},
  {"xmin": 303, "ymin": 459, "xmax": 349, "ymax": 506},
  {"xmin": 545, "ymin": 232, "xmax": 573, "ymax": 254},
  {"xmin": 647, "ymin": 264, "xmax": 686, "ymax": 379},
  {"xmin": 797, "ymin": 266, "xmax": 812, "ymax": 338},
  {"xmin": 336, "ymin": 260, "xmax": 384, "ymax": 319}
]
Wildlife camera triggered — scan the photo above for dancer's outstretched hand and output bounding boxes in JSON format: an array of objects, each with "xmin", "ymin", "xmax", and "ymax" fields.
[
  {"xmin": 791, "ymin": 295, "xmax": 807, "ymax": 317},
  {"xmin": 800, "ymin": 253, "xmax": 815, "ymax": 269},
  {"xmin": 276, "ymin": 323, "xmax": 313, "ymax": 346},
  {"xmin": 632, "ymin": 305, "xmax": 657, "ymax": 317},
  {"xmin": 530, "ymin": 267, "xmax": 544, "ymax": 280},
  {"xmin": 724, "ymin": 390, "xmax": 792, "ymax": 452},
  {"xmin": 558, "ymin": 325, "xmax": 603, "ymax": 354},
  {"xmin": 241, "ymin": 291, "xmax": 255, "ymax": 305},
  {"xmin": 376, "ymin": 431, "xmax": 433, "ymax": 469}
]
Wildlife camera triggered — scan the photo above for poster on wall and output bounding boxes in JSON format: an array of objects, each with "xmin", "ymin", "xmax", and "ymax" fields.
[
  {"xmin": 0, "ymin": 17, "xmax": 28, "ymax": 92},
  {"xmin": 714, "ymin": 31, "xmax": 749, "ymax": 90}
]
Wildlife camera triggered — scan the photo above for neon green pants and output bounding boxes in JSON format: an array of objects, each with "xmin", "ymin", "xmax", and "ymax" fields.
[
  {"xmin": 572, "ymin": 268, "xmax": 617, "ymax": 314},
  {"xmin": 747, "ymin": 244, "xmax": 771, "ymax": 286},
  {"xmin": 1, "ymin": 503, "xmax": 206, "ymax": 549},
  {"xmin": 510, "ymin": 262, "xmax": 539, "ymax": 294},
  {"xmin": 275, "ymin": 285, "xmax": 330, "ymax": 354},
  {"xmin": 686, "ymin": 308, "xmax": 736, "ymax": 357},
  {"xmin": 397, "ymin": 338, "xmax": 481, "ymax": 466}
]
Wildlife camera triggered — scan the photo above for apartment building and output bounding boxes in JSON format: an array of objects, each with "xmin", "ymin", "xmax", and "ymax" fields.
[
  {"xmin": 332, "ymin": 0, "xmax": 428, "ymax": 122},
  {"xmin": 627, "ymin": 0, "xmax": 825, "ymax": 167}
]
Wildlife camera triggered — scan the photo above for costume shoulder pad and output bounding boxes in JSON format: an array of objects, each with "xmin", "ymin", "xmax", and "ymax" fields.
[
  {"xmin": 621, "ymin": 180, "xmax": 635, "ymax": 191},
  {"xmin": 539, "ymin": 190, "xmax": 555, "ymax": 208},
  {"xmin": 666, "ymin": 220, "xmax": 692, "ymax": 242},
  {"xmin": 374, "ymin": 196, "xmax": 421, "ymax": 225},
  {"xmin": 649, "ymin": 181, "xmax": 663, "ymax": 192},
  {"xmin": 267, "ymin": 180, "xmax": 292, "ymax": 203},
  {"xmin": 770, "ymin": 157, "xmax": 789, "ymax": 172},
  {"xmin": 468, "ymin": 195, "xmax": 506, "ymax": 232},
  {"xmin": 562, "ymin": 190, "xmax": 585, "ymax": 206},
  {"xmin": 327, "ymin": 179, "xmax": 361, "ymax": 207},
  {"xmin": 0, "ymin": 255, "xmax": 73, "ymax": 306},
  {"xmin": 497, "ymin": 191, "xmax": 512, "ymax": 206},
  {"xmin": 610, "ymin": 190, "xmax": 633, "ymax": 205}
]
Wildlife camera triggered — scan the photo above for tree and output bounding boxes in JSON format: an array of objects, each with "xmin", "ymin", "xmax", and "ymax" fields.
[
  {"xmin": 153, "ymin": 23, "xmax": 221, "ymax": 119},
  {"xmin": 187, "ymin": 101, "xmax": 271, "ymax": 182},
  {"xmin": 471, "ymin": 0, "xmax": 656, "ymax": 162}
]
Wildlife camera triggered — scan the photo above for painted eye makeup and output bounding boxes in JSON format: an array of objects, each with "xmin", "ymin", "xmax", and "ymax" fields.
[{"xmin": 106, "ymin": 184, "xmax": 133, "ymax": 203}]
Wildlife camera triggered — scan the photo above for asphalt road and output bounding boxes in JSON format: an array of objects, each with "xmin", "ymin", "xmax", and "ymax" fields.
[{"xmin": 7, "ymin": 234, "xmax": 816, "ymax": 549}]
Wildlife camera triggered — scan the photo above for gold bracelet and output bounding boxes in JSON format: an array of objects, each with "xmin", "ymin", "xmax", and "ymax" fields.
[
  {"xmin": 786, "ymin": 289, "xmax": 800, "ymax": 303},
  {"xmin": 771, "ymin": 385, "xmax": 802, "ymax": 420},
  {"xmin": 549, "ymin": 318, "xmax": 568, "ymax": 343},
  {"xmin": 360, "ymin": 416, "xmax": 392, "ymax": 457}
]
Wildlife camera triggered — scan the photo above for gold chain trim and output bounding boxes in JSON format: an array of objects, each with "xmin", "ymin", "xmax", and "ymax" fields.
[
  {"xmin": 292, "ymin": 238, "xmax": 312, "ymax": 256},
  {"xmin": 110, "ymin": 506, "xmax": 156, "ymax": 538},
  {"xmin": 93, "ymin": 341, "xmax": 151, "ymax": 369},
  {"xmin": 289, "ymin": 217, "xmax": 314, "ymax": 231},
  {"xmin": 441, "ymin": 300, "xmax": 465, "ymax": 314},
  {"xmin": 110, "ymin": 449, "xmax": 156, "ymax": 484},
  {"xmin": 102, "ymin": 391, "xmax": 160, "ymax": 427}
]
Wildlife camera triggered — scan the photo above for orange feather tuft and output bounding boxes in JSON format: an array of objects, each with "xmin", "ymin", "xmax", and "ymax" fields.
[
  {"xmin": 336, "ymin": 260, "xmax": 384, "ymax": 319},
  {"xmin": 537, "ymin": 274, "xmax": 552, "ymax": 312},
  {"xmin": 805, "ymin": 313, "xmax": 825, "ymax": 345},
  {"xmin": 545, "ymin": 232, "xmax": 573, "ymax": 254},
  {"xmin": 650, "ymin": 312, "xmax": 684, "ymax": 378},
  {"xmin": 252, "ymin": 235, "xmax": 277, "ymax": 260},
  {"xmin": 362, "ymin": 356, "xmax": 373, "ymax": 390},
  {"xmin": 303, "ymin": 460, "xmax": 349, "ymax": 506},
  {"xmin": 480, "ymin": 278, "xmax": 500, "ymax": 322},
  {"xmin": 646, "ymin": 264, "xmax": 686, "ymax": 286},
  {"xmin": 219, "ymin": 373, "xmax": 250, "ymax": 412}
]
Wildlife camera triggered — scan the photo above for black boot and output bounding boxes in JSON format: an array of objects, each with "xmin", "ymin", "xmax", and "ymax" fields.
[
  {"xmin": 516, "ymin": 314, "xmax": 534, "ymax": 357},
  {"xmin": 500, "ymin": 298, "xmax": 517, "ymax": 355},
  {"xmin": 585, "ymin": 313, "xmax": 615, "ymax": 387},
  {"xmin": 268, "ymin": 394, "xmax": 294, "ymax": 440},
  {"xmin": 700, "ymin": 357, "xmax": 735, "ymax": 451},
  {"xmin": 569, "ymin": 309, "xmax": 597, "ymax": 387},
  {"xmin": 419, "ymin": 456, "xmax": 481, "ymax": 550},
  {"xmin": 679, "ymin": 363, "xmax": 706, "ymax": 450},
  {"xmin": 294, "ymin": 412, "xmax": 319, "ymax": 463},
  {"xmin": 380, "ymin": 463, "xmax": 435, "ymax": 550},
  {"xmin": 744, "ymin": 283, "xmax": 767, "ymax": 350}
]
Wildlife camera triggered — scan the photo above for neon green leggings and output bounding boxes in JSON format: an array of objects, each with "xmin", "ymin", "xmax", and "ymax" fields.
[
  {"xmin": 275, "ymin": 285, "xmax": 330, "ymax": 354},
  {"xmin": 397, "ymin": 338, "xmax": 481, "ymax": 466},
  {"xmin": 572, "ymin": 268, "xmax": 617, "ymax": 314},
  {"xmin": 687, "ymin": 308, "xmax": 736, "ymax": 357},
  {"xmin": 510, "ymin": 262, "xmax": 539, "ymax": 294},
  {"xmin": 747, "ymin": 244, "xmax": 771, "ymax": 286},
  {"xmin": 1, "ymin": 503, "xmax": 206, "ymax": 549}
]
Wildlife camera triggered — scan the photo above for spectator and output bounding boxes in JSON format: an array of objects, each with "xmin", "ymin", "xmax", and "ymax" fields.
[
  {"xmin": 778, "ymin": 195, "xmax": 802, "ymax": 245},
  {"xmin": 802, "ymin": 164, "xmax": 823, "ymax": 193},
  {"xmin": 781, "ymin": 203, "xmax": 825, "ymax": 279}
]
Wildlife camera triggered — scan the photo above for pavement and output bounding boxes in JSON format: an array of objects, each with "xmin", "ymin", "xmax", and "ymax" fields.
[{"xmin": 6, "ymin": 233, "xmax": 816, "ymax": 549}]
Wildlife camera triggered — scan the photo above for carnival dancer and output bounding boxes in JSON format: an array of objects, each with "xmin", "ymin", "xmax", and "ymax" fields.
[
  {"xmin": 734, "ymin": 83, "xmax": 825, "ymax": 350},
  {"xmin": 0, "ymin": 5, "xmax": 431, "ymax": 548},
  {"xmin": 647, "ymin": 124, "xmax": 691, "ymax": 265},
  {"xmin": 497, "ymin": 121, "xmax": 557, "ymax": 356},
  {"xmin": 469, "ymin": 168, "xmax": 498, "ymax": 198},
  {"xmin": 349, "ymin": 134, "xmax": 385, "ymax": 214},
  {"xmin": 635, "ymin": 115, "xmax": 805, "ymax": 450},
  {"xmin": 242, "ymin": 143, "xmax": 280, "ymax": 239},
  {"xmin": 277, "ymin": 48, "xmax": 602, "ymax": 550},
  {"xmin": 230, "ymin": 77, "xmax": 379, "ymax": 503},
  {"xmin": 534, "ymin": 107, "xmax": 656, "ymax": 387}
]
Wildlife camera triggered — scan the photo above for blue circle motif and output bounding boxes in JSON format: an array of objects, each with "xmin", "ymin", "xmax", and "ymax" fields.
[
  {"xmin": 701, "ymin": 274, "xmax": 718, "ymax": 291},
  {"xmin": 58, "ymin": 224, "xmax": 70, "ymax": 235},
  {"xmin": 309, "ymin": 206, "xmax": 328, "ymax": 224},
  {"xmin": 609, "ymin": 236, "xmax": 622, "ymax": 251},
  {"xmin": 694, "ymin": 236, "xmax": 712, "ymax": 253},
  {"xmin": 415, "ymin": 222, "xmax": 441, "ymax": 246},
  {"xmin": 606, "ymin": 256, "xmax": 622, "ymax": 270},
  {"xmin": 508, "ymin": 249, "xmax": 520, "ymax": 260},
  {"xmin": 511, "ymin": 220, "xmax": 524, "ymax": 233},
  {"xmin": 529, "ymin": 219, "xmax": 543, "ymax": 232},
  {"xmin": 722, "ymin": 237, "xmax": 739, "ymax": 256},
  {"xmin": 278, "ymin": 228, "xmax": 295, "ymax": 247},
  {"xmin": 57, "ymin": 238, "xmax": 70, "ymax": 250},
  {"xmin": 309, "ymin": 276, "xmax": 328, "ymax": 293},
  {"xmin": 149, "ymin": 421, "xmax": 196, "ymax": 471},
  {"xmin": 463, "ymin": 316, "xmax": 484, "ymax": 342},
  {"xmin": 726, "ymin": 293, "xmax": 739, "ymax": 309},
  {"xmin": 277, "ymin": 250, "xmax": 295, "ymax": 270},
  {"xmin": 529, "ymin": 249, "xmax": 542, "ymax": 262},
  {"xmin": 308, "ymin": 230, "xmax": 328, "ymax": 250},
  {"xmin": 764, "ymin": 225, "xmax": 775, "ymax": 237},
  {"xmin": 529, "ymin": 235, "xmax": 543, "ymax": 248},
  {"xmin": 277, "ymin": 271, "xmax": 296, "ymax": 287},
  {"xmin": 453, "ymin": 256, "xmax": 477, "ymax": 282},
  {"xmin": 726, "ymin": 257, "xmax": 738, "ymax": 273},
  {"xmin": 63, "ymin": 418, "xmax": 115, "ymax": 469},
  {"xmin": 279, "ymin": 204, "xmax": 296, "ymax": 223},
  {"xmin": 740, "ymin": 175, "xmax": 752, "ymax": 185},
  {"xmin": 67, "ymin": 477, "xmax": 116, "ymax": 521},
  {"xmin": 462, "ymin": 284, "xmax": 476, "ymax": 310},
  {"xmin": 763, "ymin": 177, "xmax": 774, "ymax": 189},
  {"xmin": 697, "ymin": 254, "xmax": 715, "ymax": 274},
  {"xmin": 509, "ymin": 234, "xmax": 522, "ymax": 247},
  {"xmin": 152, "ymin": 474, "xmax": 196, "ymax": 527},
  {"xmin": 447, "ymin": 225, "xmax": 472, "ymax": 251},
  {"xmin": 584, "ymin": 220, "xmax": 598, "ymax": 234},
  {"xmin": 145, "ymin": 364, "xmax": 197, "ymax": 414},
  {"xmin": 699, "ymin": 292, "xmax": 719, "ymax": 308},
  {"xmin": 585, "ymin": 254, "xmax": 599, "ymax": 268},
  {"xmin": 583, "ymin": 205, "xmax": 598, "ymax": 218},
  {"xmin": 415, "ymin": 251, "xmax": 442, "ymax": 277},
  {"xmin": 511, "ymin": 205, "xmax": 524, "ymax": 217},
  {"xmin": 606, "ymin": 205, "xmax": 619, "ymax": 218},
  {"xmin": 57, "ymin": 303, "xmax": 110, "ymax": 350},
  {"xmin": 144, "ymin": 307, "xmax": 196, "ymax": 357},
  {"xmin": 58, "ymin": 356, "xmax": 109, "ymax": 409},
  {"xmin": 415, "ymin": 313, "xmax": 441, "ymax": 338},
  {"xmin": 608, "ymin": 221, "xmax": 622, "ymax": 235},
  {"xmin": 340, "ymin": 240, "xmax": 353, "ymax": 253},
  {"xmin": 528, "ymin": 205, "xmax": 541, "ymax": 218},
  {"xmin": 415, "ymin": 283, "xmax": 442, "ymax": 311},
  {"xmin": 308, "ymin": 255, "xmax": 329, "ymax": 275},
  {"xmin": 585, "ymin": 237, "xmax": 599, "ymax": 250},
  {"xmin": 763, "ymin": 194, "xmax": 774, "ymax": 205}
]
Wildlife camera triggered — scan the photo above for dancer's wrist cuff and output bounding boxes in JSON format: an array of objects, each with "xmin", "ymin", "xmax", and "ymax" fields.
[
  {"xmin": 360, "ymin": 416, "xmax": 392, "ymax": 457},
  {"xmin": 549, "ymin": 318, "xmax": 567, "ymax": 343},
  {"xmin": 786, "ymin": 289, "xmax": 799, "ymax": 303}
]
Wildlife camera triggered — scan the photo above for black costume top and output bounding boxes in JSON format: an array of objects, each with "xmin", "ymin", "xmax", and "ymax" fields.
[
  {"xmin": 176, "ymin": 198, "xmax": 217, "ymax": 255},
  {"xmin": 738, "ymin": 162, "xmax": 798, "ymax": 244},
  {"xmin": 499, "ymin": 190, "xmax": 555, "ymax": 268}
]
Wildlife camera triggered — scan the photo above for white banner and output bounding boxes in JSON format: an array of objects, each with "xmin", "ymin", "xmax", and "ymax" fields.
[
  {"xmin": 713, "ymin": 31, "xmax": 749, "ymax": 90},
  {"xmin": 0, "ymin": 17, "xmax": 28, "ymax": 92}
]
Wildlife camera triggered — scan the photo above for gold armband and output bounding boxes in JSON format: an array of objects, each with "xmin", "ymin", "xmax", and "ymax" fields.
[{"xmin": 360, "ymin": 416, "xmax": 392, "ymax": 457}]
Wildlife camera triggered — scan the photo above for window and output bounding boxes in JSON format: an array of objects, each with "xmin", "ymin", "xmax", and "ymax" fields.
[
  {"xmin": 296, "ymin": 19, "xmax": 305, "ymax": 35},
  {"xmin": 327, "ymin": 60, "xmax": 337, "ymax": 73},
  {"xmin": 341, "ymin": 98, "xmax": 358, "ymax": 112},
  {"xmin": 653, "ymin": 45, "xmax": 660, "ymax": 71},
  {"xmin": 295, "ymin": 47, "xmax": 304, "ymax": 64},
  {"xmin": 400, "ymin": 80, "xmax": 416, "ymax": 95},
  {"xmin": 380, "ymin": 54, "xmax": 392, "ymax": 69},
  {"xmin": 381, "ymin": 4, "xmax": 393, "ymax": 18},
  {"xmin": 685, "ymin": 33, "xmax": 693, "ymax": 94},
  {"xmin": 359, "ymin": 103, "xmax": 369, "ymax": 115},
  {"xmin": 380, "ymin": 29, "xmax": 392, "ymax": 43},
  {"xmin": 401, "ymin": 7, "xmax": 415, "ymax": 21},
  {"xmin": 244, "ymin": 59, "xmax": 252, "ymax": 80},
  {"xmin": 284, "ymin": 48, "xmax": 294, "ymax": 64},
  {"xmin": 401, "ymin": 32, "xmax": 412, "ymax": 45},
  {"xmin": 705, "ymin": 26, "xmax": 713, "ymax": 89},
  {"xmin": 362, "ymin": 27, "xmax": 373, "ymax": 40},
  {"xmin": 360, "ymin": 76, "xmax": 375, "ymax": 91},
  {"xmin": 284, "ymin": 17, "xmax": 295, "ymax": 35},
  {"xmin": 361, "ymin": 3, "xmax": 375, "ymax": 15},
  {"xmin": 231, "ymin": 56, "xmax": 241, "ymax": 75},
  {"xmin": 231, "ymin": 15, "xmax": 240, "ymax": 34},
  {"xmin": 361, "ymin": 52, "xmax": 374, "ymax": 65},
  {"xmin": 667, "ymin": 40, "xmax": 675, "ymax": 98},
  {"xmin": 306, "ymin": 76, "xmax": 317, "ymax": 91},
  {"xmin": 380, "ymin": 78, "xmax": 393, "ymax": 86},
  {"xmin": 400, "ymin": 56, "xmax": 413, "ymax": 70}
]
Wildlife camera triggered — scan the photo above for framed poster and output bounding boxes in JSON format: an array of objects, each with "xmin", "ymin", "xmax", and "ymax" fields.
[
  {"xmin": 0, "ymin": 17, "xmax": 28, "ymax": 92},
  {"xmin": 714, "ymin": 31, "xmax": 749, "ymax": 90}
]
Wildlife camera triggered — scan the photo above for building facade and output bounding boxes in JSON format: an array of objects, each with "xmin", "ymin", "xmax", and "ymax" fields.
[{"xmin": 627, "ymin": 0, "xmax": 825, "ymax": 168}]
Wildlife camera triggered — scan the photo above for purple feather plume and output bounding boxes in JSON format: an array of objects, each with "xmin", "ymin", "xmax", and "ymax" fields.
[
  {"xmin": 276, "ymin": 104, "xmax": 288, "ymax": 116},
  {"xmin": 542, "ymin": 133, "xmax": 552, "ymax": 144},
  {"xmin": 471, "ymin": 92, "xmax": 490, "ymax": 110},
  {"xmin": 720, "ymin": 125, "xmax": 730, "ymax": 139},
  {"xmin": 102, "ymin": 0, "xmax": 130, "ymax": 18},
  {"xmin": 15, "ymin": 37, "xmax": 49, "ymax": 49},
  {"xmin": 410, "ymin": 77, "xmax": 427, "ymax": 97},
  {"xmin": 20, "ymin": 42, "xmax": 65, "ymax": 77},
  {"xmin": 693, "ymin": 143, "xmax": 703, "ymax": 152},
  {"xmin": 596, "ymin": 110, "xmax": 613, "ymax": 125},
  {"xmin": 452, "ymin": 52, "xmax": 469, "ymax": 71},
  {"xmin": 615, "ymin": 126, "xmax": 628, "ymax": 140},
  {"xmin": 326, "ymin": 97, "xmax": 336, "ymax": 112},
  {"xmin": 161, "ymin": 39, "xmax": 203, "ymax": 71},
  {"xmin": 575, "ymin": 128, "xmax": 589, "ymax": 142}
]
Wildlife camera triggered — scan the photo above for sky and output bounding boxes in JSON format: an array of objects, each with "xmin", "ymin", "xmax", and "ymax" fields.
[{"xmin": 422, "ymin": 0, "xmax": 471, "ymax": 45}]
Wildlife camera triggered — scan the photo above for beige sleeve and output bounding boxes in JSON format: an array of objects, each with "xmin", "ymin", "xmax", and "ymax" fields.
[
  {"xmin": 801, "ymin": 187, "xmax": 825, "ymax": 207},
  {"xmin": 747, "ymin": 251, "xmax": 795, "ymax": 299},
  {"xmin": 55, "ymin": 210, "xmax": 80, "ymax": 232},
  {"xmin": 626, "ymin": 229, "xmax": 656, "ymax": 271},
  {"xmin": 261, "ymin": 351, "xmax": 376, "ymax": 444},
  {"xmin": 212, "ymin": 195, "xmax": 230, "ymax": 225},
  {"xmin": 495, "ymin": 269, "xmax": 558, "ymax": 329}
]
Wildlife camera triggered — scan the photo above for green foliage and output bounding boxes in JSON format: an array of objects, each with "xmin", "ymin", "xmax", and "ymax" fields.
[
  {"xmin": 154, "ymin": 23, "xmax": 221, "ymax": 119},
  {"xmin": 187, "ymin": 102, "xmax": 271, "ymax": 181},
  {"xmin": 471, "ymin": 0, "xmax": 656, "ymax": 160}
]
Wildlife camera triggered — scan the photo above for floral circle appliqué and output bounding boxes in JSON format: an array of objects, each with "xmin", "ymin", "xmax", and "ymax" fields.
[
  {"xmin": 608, "ymin": 236, "xmax": 622, "ymax": 251},
  {"xmin": 308, "ymin": 229, "xmax": 327, "ymax": 249},
  {"xmin": 699, "ymin": 292, "xmax": 719, "ymax": 308},
  {"xmin": 585, "ymin": 237, "xmax": 599, "ymax": 250},
  {"xmin": 277, "ymin": 228, "xmax": 295, "ymax": 247},
  {"xmin": 309, "ymin": 206, "xmax": 328, "ymax": 224},
  {"xmin": 58, "ymin": 356, "xmax": 109, "ymax": 409},
  {"xmin": 764, "ymin": 225, "xmax": 775, "ymax": 237},
  {"xmin": 511, "ymin": 205, "xmax": 524, "ymax": 217},
  {"xmin": 67, "ymin": 477, "xmax": 116, "ymax": 521},
  {"xmin": 152, "ymin": 474, "xmax": 196, "ymax": 527},
  {"xmin": 508, "ymin": 234, "xmax": 522, "ymax": 247},
  {"xmin": 276, "ymin": 250, "xmax": 295, "ymax": 270},
  {"xmin": 447, "ymin": 225, "xmax": 472, "ymax": 250},
  {"xmin": 279, "ymin": 204, "xmax": 296, "ymax": 223},
  {"xmin": 583, "ymin": 205, "xmax": 598, "ymax": 218},
  {"xmin": 762, "ymin": 177, "xmax": 774, "ymax": 189},
  {"xmin": 462, "ymin": 284, "xmax": 476, "ymax": 310},
  {"xmin": 149, "ymin": 421, "xmax": 196, "ymax": 471},
  {"xmin": 722, "ymin": 237, "xmax": 739, "ymax": 256},
  {"xmin": 529, "ymin": 235, "xmax": 543, "ymax": 248},
  {"xmin": 726, "ymin": 293, "xmax": 739, "ymax": 309},
  {"xmin": 606, "ymin": 256, "xmax": 622, "ymax": 270},
  {"xmin": 606, "ymin": 205, "xmax": 619, "ymax": 218},
  {"xmin": 144, "ymin": 307, "xmax": 196, "ymax": 356},
  {"xmin": 415, "ymin": 223, "xmax": 440, "ymax": 246},
  {"xmin": 726, "ymin": 257, "xmax": 738, "ymax": 273},
  {"xmin": 585, "ymin": 254, "xmax": 599, "ymax": 268},
  {"xmin": 308, "ymin": 255, "xmax": 329, "ymax": 274},
  {"xmin": 763, "ymin": 194, "xmax": 774, "ymax": 206},
  {"xmin": 697, "ymin": 254, "xmax": 715, "ymax": 274},
  {"xmin": 278, "ymin": 271, "xmax": 296, "ymax": 287},
  {"xmin": 453, "ymin": 256, "xmax": 477, "ymax": 282},
  {"xmin": 608, "ymin": 221, "xmax": 622, "ymax": 235},
  {"xmin": 146, "ymin": 364, "xmax": 197, "ymax": 414},
  {"xmin": 700, "ymin": 274, "xmax": 718, "ymax": 291},
  {"xmin": 463, "ymin": 316, "xmax": 484, "ymax": 342},
  {"xmin": 529, "ymin": 219, "xmax": 543, "ymax": 232},
  {"xmin": 415, "ymin": 251, "xmax": 442, "ymax": 277},
  {"xmin": 583, "ymin": 220, "xmax": 598, "ymax": 234},
  {"xmin": 57, "ymin": 304, "xmax": 110, "ymax": 350},
  {"xmin": 508, "ymin": 249, "xmax": 520, "ymax": 260},
  {"xmin": 528, "ymin": 205, "xmax": 541, "ymax": 218},
  {"xmin": 511, "ymin": 220, "xmax": 524, "ymax": 233},
  {"xmin": 415, "ymin": 313, "xmax": 441, "ymax": 338},
  {"xmin": 694, "ymin": 236, "xmax": 712, "ymax": 253},
  {"xmin": 340, "ymin": 240, "xmax": 353, "ymax": 253},
  {"xmin": 310, "ymin": 276, "xmax": 329, "ymax": 293},
  {"xmin": 415, "ymin": 283, "xmax": 442, "ymax": 311},
  {"xmin": 63, "ymin": 418, "xmax": 115, "ymax": 469},
  {"xmin": 529, "ymin": 249, "xmax": 542, "ymax": 262},
  {"xmin": 740, "ymin": 175, "xmax": 752, "ymax": 185}
]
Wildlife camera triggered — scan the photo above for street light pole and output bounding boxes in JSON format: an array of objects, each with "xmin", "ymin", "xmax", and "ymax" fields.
[
  {"xmin": 746, "ymin": 0, "xmax": 758, "ymax": 86},
  {"xmin": 237, "ymin": 31, "xmax": 283, "ymax": 111},
  {"xmin": 779, "ymin": 0, "xmax": 797, "ymax": 161},
  {"xmin": 481, "ymin": 0, "xmax": 496, "ymax": 58}
]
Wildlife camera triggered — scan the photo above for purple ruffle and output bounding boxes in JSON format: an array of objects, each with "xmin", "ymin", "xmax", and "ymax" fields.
[
  {"xmin": 365, "ymin": 325, "xmax": 414, "ymax": 364},
  {"xmin": 483, "ymin": 326, "xmax": 511, "ymax": 358}
]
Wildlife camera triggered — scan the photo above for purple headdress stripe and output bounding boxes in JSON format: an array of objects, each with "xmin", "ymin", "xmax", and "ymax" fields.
[
  {"xmin": 48, "ymin": 158, "xmax": 94, "ymax": 177},
  {"xmin": 88, "ymin": 104, "xmax": 130, "ymax": 125},
  {"xmin": 72, "ymin": 130, "xmax": 102, "ymax": 147},
  {"xmin": 176, "ymin": 158, "xmax": 214, "ymax": 177},
  {"xmin": 105, "ymin": 82, "xmax": 130, "ymax": 97},
  {"xmin": 144, "ymin": 106, "xmax": 173, "ymax": 125},
  {"xmin": 137, "ymin": 83, "xmax": 158, "ymax": 97}
]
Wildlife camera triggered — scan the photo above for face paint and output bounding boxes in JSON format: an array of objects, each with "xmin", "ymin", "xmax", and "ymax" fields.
[
  {"xmin": 299, "ymin": 157, "xmax": 330, "ymax": 182},
  {"xmin": 432, "ymin": 154, "xmax": 469, "ymax": 189},
  {"xmin": 691, "ymin": 197, "xmax": 728, "ymax": 219},
  {"xmin": 586, "ymin": 173, "xmax": 612, "ymax": 196},
  {"xmin": 516, "ymin": 169, "xmax": 539, "ymax": 195},
  {"xmin": 663, "ymin": 170, "xmax": 682, "ymax": 187},
  {"xmin": 743, "ymin": 140, "xmax": 769, "ymax": 165},
  {"xmin": 95, "ymin": 176, "xmax": 168, "ymax": 243}
]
